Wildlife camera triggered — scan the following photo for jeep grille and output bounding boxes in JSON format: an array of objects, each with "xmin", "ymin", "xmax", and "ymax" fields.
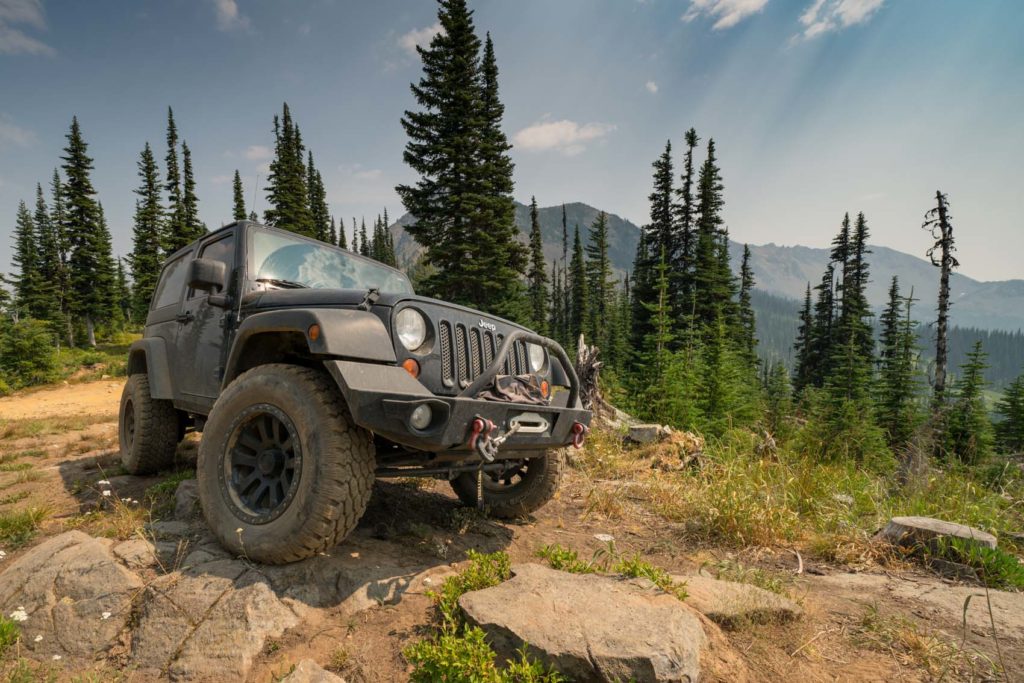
[{"xmin": 438, "ymin": 319, "xmax": 530, "ymax": 388}]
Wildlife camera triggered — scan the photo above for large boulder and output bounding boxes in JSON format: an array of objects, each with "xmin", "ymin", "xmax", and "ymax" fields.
[
  {"xmin": 675, "ymin": 575, "xmax": 802, "ymax": 629},
  {"xmin": 281, "ymin": 659, "xmax": 346, "ymax": 683},
  {"xmin": 459, "ymin": 563, "xmax": 706, "ymax": 683},
  {"xmin": 131, "ymin": 558, "xmax": 299, "ymax": 681},
  {"xmin": 875, "ymin": 516, "xmax": 997, "ymax": 551},
  {"xmin": 0, "ymin": 531, "xmax": 143, "ymax": 658}
]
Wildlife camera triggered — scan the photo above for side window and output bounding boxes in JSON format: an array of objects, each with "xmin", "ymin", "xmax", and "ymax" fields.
[
  {"xmin": 189, "ymin": 234, "xmax": 235, "ymax": 299},
  {"xmin": 151, "ymin": 252, "xmax": 192, "ymax": 310}
]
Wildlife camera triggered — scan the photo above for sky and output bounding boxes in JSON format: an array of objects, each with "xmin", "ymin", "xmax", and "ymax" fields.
[{"xmin": 0, "ymin": 0, "xmax": 1022, "ymax": 281}]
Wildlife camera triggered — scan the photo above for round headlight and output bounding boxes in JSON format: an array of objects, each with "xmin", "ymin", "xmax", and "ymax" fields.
[
  {"xmin": 528, "ymin": 343, "xmax": 546, "ymax": 372},
  {"xmin": 396, "ymin": 308, "xmax": 427, "ymax": 351}
]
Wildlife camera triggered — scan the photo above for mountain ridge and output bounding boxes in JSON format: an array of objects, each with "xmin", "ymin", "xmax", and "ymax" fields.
[{"xmin": 390, "ymin": 201, "xmax": 1024, "ymax": 332}]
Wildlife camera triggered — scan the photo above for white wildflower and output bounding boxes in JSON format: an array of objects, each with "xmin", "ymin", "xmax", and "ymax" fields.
[
  {"xmin": 52, "ymin": 654, "xmax": 62, "ymax": 661},
  {"xmin": 34, "ymin": 634, "xmax": 43, "ymax": 643},
  {"xmin": 102, "ymin": 490, "xmax": 112, "ymax": 497},
  {"xmin": 101, "ymin": 611, "xmax": 111, "ymax": 620},
  {"xmin": 235, "ymin": 528, "xmax": 243, "ymax": 534},
  {"xmin": 9, "ymin": 607, "xmax": 28, "ymax": 622},
  {"xmin": 0, "ymin": 550, "xmax": 6, "ymax": 559},
  {"xmin": 97, "ymin": 479, "xmax": 111, "ymax": 486}
]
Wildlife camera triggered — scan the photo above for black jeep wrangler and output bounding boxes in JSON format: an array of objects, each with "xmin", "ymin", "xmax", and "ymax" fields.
[{"xmin": 119, "ymin": 221, "xmax": 590, "ymax": 563}]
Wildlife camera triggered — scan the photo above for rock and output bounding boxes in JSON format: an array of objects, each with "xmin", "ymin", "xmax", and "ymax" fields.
[
  {"xmin": 131, "ymin": 558, "xmax": 299, "ymax": 681},
  {"xmin": 113, "ymin": 538, "xmax": 181, "ymax": 571},
  {"xmin": 626, "ymin": 424, "xmax": 666, "ymax": 444},
  {"xmin": 594, "ymin": 533, "xmax": 615, "ymax": 543},
  {"xmin": 875, "ymin": 516, "xmax": 997, "ymax": 552},
  {"xmin": 148, "ymin": 519, "xmax": 191, "ymax": 539},
  {"xmin": 174, "ymin": 479, "xmax": 200, "ymax": 520},
  {"xmin": 0, "ymin": 531, "xmax": 143, "ymax": 658},
  {"xmin": 460, "ymin": 563, "xmax": 705, "ymax": 683},
  {"xmin": 674, "ymin": 575, "xmax": 802, "ymax": 629},
  {"xmin": 281, "ymin": 659, "xmax": 346, "ymax": 683}
]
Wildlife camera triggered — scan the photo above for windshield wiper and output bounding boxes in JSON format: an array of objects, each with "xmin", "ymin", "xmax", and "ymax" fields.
[{"xmin": 256, "ymin": 277, "xmax": 308, "ymax": 289}]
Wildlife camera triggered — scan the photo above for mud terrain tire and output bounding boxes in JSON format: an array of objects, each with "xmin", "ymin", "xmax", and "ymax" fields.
[
  {"xmin": 197, "ymin": 364, "xmax": 375, "ymax": 564},
  {"xmin": 119, "ymin": 373, "xmax": 180, "ymax": 474},
  {"xmin": 450, "ymin": 450, "xmax": 565, "ymax": 518}
]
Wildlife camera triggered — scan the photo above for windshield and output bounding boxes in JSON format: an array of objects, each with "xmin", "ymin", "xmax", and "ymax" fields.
[{"xmin": 251, "ymin": 228, "xmax": 413, "ymax": 294}]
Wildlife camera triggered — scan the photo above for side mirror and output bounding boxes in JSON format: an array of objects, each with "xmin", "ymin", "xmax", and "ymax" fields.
[{"xmin": 188, "ymin": 258, "xmax": 227, "ymax": 293}]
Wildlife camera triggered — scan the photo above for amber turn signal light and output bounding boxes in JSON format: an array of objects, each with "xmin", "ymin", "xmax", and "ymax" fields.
[
  {"xmin": 402, "ymin": 358, "xmax": 420, "ymax": 378},
  {"xmin": 307, "ymin": 324, "xmax": 320, "ymax": 341},
  {"xmin": 540, "ymin": 380, "xmax": 550, "ymax": 398}
]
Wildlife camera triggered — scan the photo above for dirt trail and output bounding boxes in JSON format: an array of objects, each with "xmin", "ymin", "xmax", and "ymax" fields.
[
  {"xmin": 0, "ymin": 377, "xmax": 1021, "ymax": 682},
  {"xmin": 0, "ymin": 378, "xmax": 125, "ymax": 420}
]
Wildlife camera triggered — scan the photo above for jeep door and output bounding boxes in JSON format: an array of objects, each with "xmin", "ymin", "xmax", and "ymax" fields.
[{"xmin": 173, "ymin": 231, "xmax": 237, "ymax": 408}]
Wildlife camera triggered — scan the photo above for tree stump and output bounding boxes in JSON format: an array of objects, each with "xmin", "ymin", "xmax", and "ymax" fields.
[{"xmin": 875, "ymin": 516, "xmax": 997, "ymax": 552}]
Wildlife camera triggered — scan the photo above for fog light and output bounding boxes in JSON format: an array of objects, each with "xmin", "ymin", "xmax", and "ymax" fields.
[{"xmin": 410, "ymin": 404, "xmax": 432, "ymax": 430}]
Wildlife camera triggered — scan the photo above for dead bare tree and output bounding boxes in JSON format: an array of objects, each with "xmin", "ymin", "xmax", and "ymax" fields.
[{"xmin": 923, "ymin": 190, "xmax": 958, "ymax": 409}]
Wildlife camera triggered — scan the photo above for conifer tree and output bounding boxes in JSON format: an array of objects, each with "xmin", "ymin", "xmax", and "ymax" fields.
[
  {"xmin": 95, "ymin": 203, "xmax": 121, "ymax": 331},
  {"xmin": 792, "ymin": 284, "xmax": 814, "ymax": 394},
  {"xmin": 736, "ymin": 244, "xmax": 757, "ymax": 366},
  {"xmin": 33, "ymin": 183, "xmax": 62, "ymax": 324},
  {"xmin": 941, "ymin": 341, "xmax": 993, "ymax": 464},
  {"xmin": 764, "ymin": 361, "xmax": 792, "ymax": 437},
  {"xmin": 673, "ymin": 127, "xmax": 699, "ymax": 327},
  {"xmin": 633, "ymin": 142, "xmax": 676, "ymax": 353},
  {"xmin": 692, "ymin": 139, "xmax": 729, "ymax": 330},
  {"xmin": 163, "ymin": 107, "xmax": 185, "ymax": 253},
  {"xmin": 358, "ymin": 218, "xmax": 369, "ymax": 256},
  {"xmin": 526, "ymin": 196, "xmax": 548, "ymax": 333},
  {"xmin": 549, "ymin": 263, "xmax": 563, "ymax": 345},
  {"xmin": 561, "ymin": 204, "xmax": 568, "ymax": 265},
  {"xmin": 232, "ymin": 170, "xmax": 247, "ymax": 221},
  {"xmin": 568, "ymin": 225, "xmax": 588, "ymax": 344},
  {"xmin": 61, "ymin": 117, "xmax": 111, "ymax": 347},
  {"xmin": 115, "ymin": 258, "xmax": 131, "ymax": 324},
  {"xmin": 923, "ymin": 190, "xmax": 958, "ymax": 407},
  {"xmin": 807, "ymin": 263, "xmax": 836, "ymax": 388},
  {"xmin": 876, "ymin": 277, "xmax": 920, "ymax": 448},
  {"xmin": 49, "ymin": 170, "xmax": 72, "ymax": 345},
  {"xmin": 130, "ymin": 143, "xmax": 164, "ymax": 319},
  {"xmin": 263, "ymin": 103, "xmax": 314, "ymax": 236},
  {"xmin": 585, "ymin": 211, "xmax": 615, "ymax": 351},
  {"xmin": 180, "ymin": 142, "xmax": 205, "ymax": 244},
  {"xmin": 640, "ymin": 249, "xmax": 674, "ymax": 386},
  {"xmin": 396, "ymin": 5, "xmax": 525, "ymax": 318},
  {"xmin": 995, "ymin": 374, "xmax": 1024, "ymax": 453},
  {"xmin": 9, "ymin": 201, "xmax": 40, "ymax": 319},
  {"xmin": 845, "ymin": 212, "xmax": 873, "ymax": 359},
  {"xmin": 337, "ymin": 216, "xmax": 348, "ymax": 249},
  {"xmin": 307, "ymin": 152, "xmax": 330, "ymax": 242}
]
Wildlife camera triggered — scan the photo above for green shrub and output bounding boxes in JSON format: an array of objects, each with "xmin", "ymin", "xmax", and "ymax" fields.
[
  {"xmin": 536, "ymin": 543, "xmax": 687, "ymax": 600},
  {"xmin": 406, "ymin": 629, "xmax": 564, "ymax": 683},
  {"xmin": 536, "ymin": 544, "xmax": 600, "ymax": 574},
  {"xmin": 0, "ymin": 615, "xmax": 20, "ymax": 655},
  {"xmin": 0, "ymin": 506, "xmax": 49, "ymax": 547},
  {"xmin": 0, "ymin": 319, "xmax": 60, "ymax": 389},
  {"xmin": 432, "ymin": 550, "xmax": 511, "ymax": 629},
  {"xmin": 932, "ymin": 538, "xmax": 1024, "ymax": 590}
]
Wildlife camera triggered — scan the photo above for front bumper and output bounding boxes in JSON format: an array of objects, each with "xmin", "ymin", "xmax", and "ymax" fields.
[{"xmin": 324, "ymin": 358, "xmax": 591, "ymax": 455}]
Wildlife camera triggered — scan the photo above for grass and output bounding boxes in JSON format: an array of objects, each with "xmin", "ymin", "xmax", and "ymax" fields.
[
  {"xmin": 0, "ymin": 462, "xmax": 32, "ymax": 473},
  {"xmin": 0, "ymin": 491, "xmax": 31, "ymax": 506},
  {"xmin": 0, "ymin": 414, "xmax": 116, "ymax": 442},
  {"xmin": 145, "ymin": 468, "xmax": 196, "ymax": 518},
  {"xmin": 0, "ymin": 506, "xmax": 50, "ymax": 547},
  {"xmin": 536, "ymin": 542, "xmax": 688, "ymax": 600},
  {"xmin": 0, "ymin": 616, "xmax": 20, "ymax": 656},
  {"xmin": 930, "ymin": 537, "xmax": 1024, "ymax": 590},
  {"xmin": 706, "ymin": 558, "xmax": 789, "ymax": 595},
  {"xmin": 404, "ymin": 550, "xmax": 565, "ymax": 682},
  {"xmin": 855, "ymin": 603, "xmax": 997, "ymax": 679},
  {"xmin": 573, "ymin": 427, "xmax": 1024, "ymax": 564}
]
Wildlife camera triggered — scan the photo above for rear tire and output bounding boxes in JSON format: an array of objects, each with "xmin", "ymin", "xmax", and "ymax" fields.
[
  {"xmin": 119, "ymin": 373, "xmax": 180, "ymax": 475},
  {"xmin": 450, "ymin": 450, "xmax": 564, "ymax": 518},
  {"xmin": 197, "ymin": 364, "xmax": 375, "ymax": 564}
]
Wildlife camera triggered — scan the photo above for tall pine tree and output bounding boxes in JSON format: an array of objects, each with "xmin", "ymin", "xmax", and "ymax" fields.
[
  {"xmin": 180, "ymin": 141, "xmax": 205, "ymax": 243},
  {"xmin": 130, "ymin": 143, "xmax": 164, "ymax": 319},
  {"xmin": 526, "ymin": 196, "xmax": 548, "ymax": 333},
  {"xmin": 263, "ymin": 103, "xmax": 314, "ymax": 236},
  {"xmin": 232, "ymin": 170, "xmax": 247, "ymax": 221},
  {"xmin": 163, "ymin": 107, "xmax": 186, "ymax": 253}
]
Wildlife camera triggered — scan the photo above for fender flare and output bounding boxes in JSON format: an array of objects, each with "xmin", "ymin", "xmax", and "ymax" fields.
[
  {"xmin": 222, "ymin": 308, "xmax": 397, "ymax": 386},
  {"xmin": 127, "ymin": 338, "xmax": 174, "ymax": 399}
]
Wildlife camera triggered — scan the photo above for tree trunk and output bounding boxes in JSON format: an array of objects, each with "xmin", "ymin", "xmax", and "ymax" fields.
[
  {"xmin": 85, "ymin": 315, "xmax": 96, "ymax": 348},
  {"xmin": 933, "ymin": 191, "xmax": 951, "ymax": 405}
]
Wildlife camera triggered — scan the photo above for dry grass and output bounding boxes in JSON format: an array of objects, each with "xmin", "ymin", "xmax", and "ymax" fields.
[
  {"xmin": 0, "ymin": 506, "xmax": 50, "ymax": 546},
  {"xmin": 0, "ymin": 413, "xmax": 116, "ymax": 442}
]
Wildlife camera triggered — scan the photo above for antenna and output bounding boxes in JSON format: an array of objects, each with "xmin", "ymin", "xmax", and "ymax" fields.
[{"xmin": 251, "ymin": 173, "xmax": 260, "ymax": 218}]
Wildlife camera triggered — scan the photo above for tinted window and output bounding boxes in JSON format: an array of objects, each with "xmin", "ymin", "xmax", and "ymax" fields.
[
  {"xmin": 152, "ymin": 253, "xmax": 191, "ymax": 309},
  {"xmin": 252, "ymin": 229, "xmax": 413, "ymax": 294},
  {"xmin": 189, "ymin": 234, "xmax": 235, "ymax": 298}
]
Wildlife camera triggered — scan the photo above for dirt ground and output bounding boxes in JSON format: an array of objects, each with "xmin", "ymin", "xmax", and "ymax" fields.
[{"xmin": 0, "ymin": 378, "xmax": 1021, "ymax": 682}]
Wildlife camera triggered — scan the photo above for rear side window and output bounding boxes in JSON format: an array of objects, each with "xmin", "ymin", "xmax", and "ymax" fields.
[{"xmin": 151, "ymin": 253, "xmax": 191, "ymax": 309}]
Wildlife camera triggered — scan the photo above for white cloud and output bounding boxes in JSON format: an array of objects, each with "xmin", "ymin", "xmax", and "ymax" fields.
[
  {"xmin": 513, "ymin": 119, "xmax": 616, "ymax": 156},
  {"xmin": 211, "ymin": 0, "xmax": 250, "ymax": 32},
  {"xmin": 0, "ymin": 0, "xmax": 54, "ymax": 55},
  {"xmin": 0, "ymin": 115, "xmax": 35, "ymax": 147},
  {"xmin": 244, "ymin": 144, "xmax": 272, "ymax": 161},
  {"xmin": 398, "ymin": 22, "xmax": 442, "ymax": 57},
  {"xmin": 794, "ymin": 0, "xmax": 884, "ymax": 41},
  {"xmin": 645, "ymin": 80, "xmax": 659, "ymax": 94},
  {"xmin": 210, "ymin": 174, "xmax": 233, "ymax": 185},
  {"xmin": 682, "ymin": 0, "xmax": 769, "ymax": 30}
]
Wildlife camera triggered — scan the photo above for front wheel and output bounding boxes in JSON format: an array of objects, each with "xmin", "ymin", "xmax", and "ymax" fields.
[
  {"xmin": 197, "ymin": 364, "xmax": 376, "ymax": 564},
  {"xmin": 450, "ymin": 451, "xmax": 565, "ymax": 518},
  {"xmin": 119, "ymin": 373, "xmax": 180, "ymax": 474}
]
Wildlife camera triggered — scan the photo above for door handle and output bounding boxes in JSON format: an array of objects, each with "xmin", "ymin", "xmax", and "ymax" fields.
[{"xmin": 176, "ymin": 311, "xmax": 195, "ymax": 324}]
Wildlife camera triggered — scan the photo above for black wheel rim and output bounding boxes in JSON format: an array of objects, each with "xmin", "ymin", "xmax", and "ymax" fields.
[
  {"xmin": 483, "ymin": 459, "xmax": 529, "ymax": 491},
  {"xmin": 222, "ymin": 405, "xmax": 302, "ymax": 524},
  {"xmin": 123, "ymin": 399, "xmax": 135, "ymax": 450}
]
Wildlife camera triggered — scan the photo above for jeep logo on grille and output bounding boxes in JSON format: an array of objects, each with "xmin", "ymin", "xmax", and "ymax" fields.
[{"xmin": 478, "ymin": 318, "xmax": 497, "ymax": 331}]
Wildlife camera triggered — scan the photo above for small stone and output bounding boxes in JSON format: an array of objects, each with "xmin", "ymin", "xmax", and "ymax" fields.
[
  {"xmin": 34, "ymin": 635, "xmax": 43, "ymax": 643},
  {"xmin": 149, "ymin": 520, "xmax": 190, "ymax": 539},
  {"xmin": 594, "ymin": 533, "xmax": 615, "ymax": 543},
  {"xmin": 280, "ymin": 658, "xmax": 347, "ymax": 682}
]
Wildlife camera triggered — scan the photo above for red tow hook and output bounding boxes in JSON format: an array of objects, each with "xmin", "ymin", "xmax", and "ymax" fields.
[
  {"xmin": 571, "ymin": 422, "xmax": 588, "ymax": 449},
  {"xmin": 468, "ymin": 417, "xmax": 495, "ymax": 451}
]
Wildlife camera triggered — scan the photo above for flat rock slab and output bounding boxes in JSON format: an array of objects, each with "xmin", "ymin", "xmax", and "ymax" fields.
[
  {"xmin": 875, "ymin": 516, "xmax": 997, "ymax": 551},
  {"xmin": 460, "ymin": 563, "xmax": 706, "ymax": 683},
  {"xmin": 281, "ymin": 659, "xmax": 347, "ymax": 682},
  {"xmin": 675, "ymin": 575, "xmax": 802, "ymax": 629},
  {"xmin": 0, "ymin": 531, "xmax": 143, "ymax": 658}
]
